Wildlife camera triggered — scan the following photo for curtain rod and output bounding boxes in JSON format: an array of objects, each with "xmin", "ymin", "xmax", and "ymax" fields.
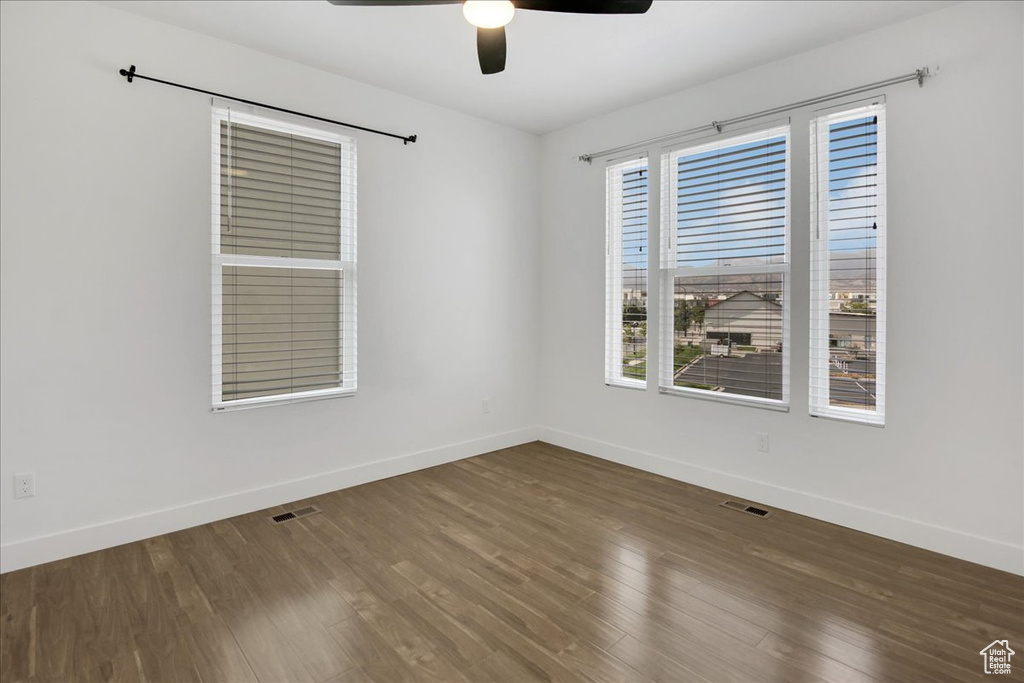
[
  {"xmin": 118, "ymin": 65, "xmax": 418, "ymax": 145},
  {"xmin": 578, "ymin": 66, "xmax": 932, "ymax": 163}
]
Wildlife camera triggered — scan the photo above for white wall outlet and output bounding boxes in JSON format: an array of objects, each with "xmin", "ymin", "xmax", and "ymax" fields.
[
  {"xmin": 756, "ymin": 433, "xmax": 770, "ymax": 453},
  {"xmin": 14, "ymin": 472, "xmax": 35, "ymax": 499},
  {"xmin": 482, "ymin": 399, "xmax": 491, "ymax": 414}
]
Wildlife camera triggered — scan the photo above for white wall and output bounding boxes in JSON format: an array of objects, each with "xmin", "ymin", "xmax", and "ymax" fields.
[
  {"xmin": 3, "ymin": 1, "xmax": 1022, "ymax": 577},
  {"xmin": 538, "ymin": 1, "xmax": 1024, "ymax": 574},
  {"xmin": 0, "ymin": 1, "xmax": 542, "ymax": 572}
]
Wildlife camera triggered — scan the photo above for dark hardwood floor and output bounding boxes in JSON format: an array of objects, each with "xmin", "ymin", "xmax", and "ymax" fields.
[{"xmin": 2, "ymin": 442, "xmax": 1022, "ymax": 682}]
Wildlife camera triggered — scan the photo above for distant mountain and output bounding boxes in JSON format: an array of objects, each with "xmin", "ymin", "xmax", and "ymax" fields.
[
  {"xmin": 623, "ymin": 249, "xmax": 878, "ymax": 295},
  {"xmin": 618, "ymin": 250, "xmax": 876, "ymax": 294}
]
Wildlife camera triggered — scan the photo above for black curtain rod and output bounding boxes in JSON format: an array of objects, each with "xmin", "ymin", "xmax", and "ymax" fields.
[{"xmin": 118, "ymin": 65, "xmax": 417, "ymax": 145}]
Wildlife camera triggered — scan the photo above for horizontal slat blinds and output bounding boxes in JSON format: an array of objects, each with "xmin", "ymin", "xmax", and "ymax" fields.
[
  {"xmin": 810, "ymin": 101, "xmax": 886, "ymax": 424},
  {"xmin": 665, "ymin": 129, "xmax": 788, "ymax": 269},
  {"xmin": 221, "ymin": 122, "xmax": 344, "ymax": 259},
  {"xmin": 660, "ymin": 126, "xmax": 790, "ymax": 406},
  {"xmin": 213, "ymin": 107, "xmax": 356, "ymax": 410},
  {"xmin": 670, "ymin": 274, "xmax": 785, "ymax": 400},
  {"xmin": 222, "ymin": 267, "xmax": 342, "ymax": 400},
  {"xmin": 605, "ymin": 157, "xmax": 648, "ymax": 387}
]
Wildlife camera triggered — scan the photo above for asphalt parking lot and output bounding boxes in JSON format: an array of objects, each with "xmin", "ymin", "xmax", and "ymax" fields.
[
  {"xmin": 674, "ymin": 353, "xmax": 784, "ymax": 400},
  {"xmin": 827, "ymin": 355, "xmax": 877, "ymax": 408},
  {"xmin": 673, "ymin": 352, "xmax": 877, "ymax": 407}
]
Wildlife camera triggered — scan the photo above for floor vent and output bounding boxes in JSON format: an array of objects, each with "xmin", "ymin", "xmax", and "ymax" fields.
[
  {"xmin": 269, "ymin": 505, "xmax": 322, "ymax": 524},
  {"xmin": 720, "ymin": 500, "xmax": 773, "ymax": 518}
]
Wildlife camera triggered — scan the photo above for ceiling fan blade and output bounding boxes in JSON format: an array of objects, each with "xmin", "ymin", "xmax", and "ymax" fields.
[
  {"xmin": 512, "ymin": 0, "xmax": 652, "ymax": 13},
  {"xmin": 326, "ymin": 1, "xmax": 458, "ymax": 5},
  {"xmin": 477, "ymin": 26, "xmax": 507, "ymax": 75}
]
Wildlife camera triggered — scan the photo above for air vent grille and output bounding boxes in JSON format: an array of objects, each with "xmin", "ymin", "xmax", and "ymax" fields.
[
  {"xmin": 720, "ymin": 500, "xmax": 773, "ymax": 518},
  {"xmin": 269, "ymin": 505, "xmax": 322, "ymax": 524}
]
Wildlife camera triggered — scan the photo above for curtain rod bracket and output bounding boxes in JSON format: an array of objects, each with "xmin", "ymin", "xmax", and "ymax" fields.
[
  {"xmin": 712, "ymin": 121, "xmax": 723, "ymax": 133},
  {"xmin": 116, "ymin": 64, "xmax": 417, "ymax": 145},
  {"xmin": 916, "ymin": 66, "xmax": 930, "ymax": 87}
]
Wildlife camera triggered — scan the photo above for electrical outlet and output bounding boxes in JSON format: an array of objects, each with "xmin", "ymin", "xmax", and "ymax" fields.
[
  {"xmin": 756, "ymin": 433, "xmax": 770, "ymax": 453},
  {"xmin": 482, "ymin": 399, "xmax": 491, "ymax": 414},
  {"xmin": 14, "ymin": 472, "xmax": 35, "ymax": 499}
]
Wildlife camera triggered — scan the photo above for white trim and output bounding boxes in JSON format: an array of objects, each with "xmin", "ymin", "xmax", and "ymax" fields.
[
  {"xmin": 535, "ymin": 427, "xmax": 1024, "ymax": 576},
  {"xmin": 662, "ymin": 124, "xmax": 791, "ymax": 167},
  {"xmin": 659, "ymin": 125, "xmax": 792, "ymax": 407},
  {"xmin": 811, "ymin": 410, "xmax": 884, "ymax": 428},
  {"xmin": 645, "ymin": 148, "xmax": 662, "ymax": 394},
  {"xmin": 659, "ymin": 385, "xmax": 790, "ymax": 412},
  {"xmin": 214, "ymin": 254, "xmax": 352, "ymax": 271},
  {"xmin": 809, "ymin": 99, "xmax": 886, "ymax": 425},
  {"xmin": 211, "ymin": 106, "xmax": 358, "ymax": 409},
  {"xmin": 605, "ymin": 156, "xmax": 649, "ymax": 388},
  {"xmin": 5, "ymin": 427, "xmax": 1019, "ymax": 575},
  {"xmin": 212, "ymin": 102, "xmax": 350, "ymax": 145},
  {"xmin": 606, "ymin": 378, "xmax": 647, "ymax": 392},
  {"xmin": 0, "ymin": 427, "xmax": 542, "ymax": 574},
  {"xmin": 211, "ymin": 259, "xmax": 222, "ymax": 408},
  {"xmin": 212, "ymin": 386, "xmax": 355, "ymax": 412},
  {"xmin": 813, "ymin": 402, "xmax": 885, "ymax": 426}
]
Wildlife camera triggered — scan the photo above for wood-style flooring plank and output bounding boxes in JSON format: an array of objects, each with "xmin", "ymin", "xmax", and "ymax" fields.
[{"xmin": 2, "ymin": 441, "xmax": 1021, "ymax": 683}]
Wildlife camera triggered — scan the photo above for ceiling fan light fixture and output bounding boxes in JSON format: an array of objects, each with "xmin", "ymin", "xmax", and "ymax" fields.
[{"xmin": 462, "ymin": 1, "xmax": 515, "ymax": 29}]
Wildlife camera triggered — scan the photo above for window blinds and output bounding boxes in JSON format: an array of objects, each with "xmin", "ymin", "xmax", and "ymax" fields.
[
  {"xmin": 659, "ymin": 126, "xmax": 790, "ymax": 406},
  {"xmin": 212, "ymin": 107, "xmax": 357, "ymax": 410},
  {"xmin": 810, "ymin": 101, "xmax": 886, "ymax": 424},
  {"xmin": 605, "ymin": 157, "xmax": 649, "ymax": 386}
]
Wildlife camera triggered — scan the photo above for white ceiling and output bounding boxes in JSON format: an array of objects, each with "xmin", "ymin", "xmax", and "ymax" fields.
[{"xmin": 101, "ymin": 0, "xmax": 952, "ymax": 134}]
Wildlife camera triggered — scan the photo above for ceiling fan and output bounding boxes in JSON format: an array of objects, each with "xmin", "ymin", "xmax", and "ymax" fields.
[{"xmin": 326, "ymin": 1, "xmax": 653, "ymax": 75}]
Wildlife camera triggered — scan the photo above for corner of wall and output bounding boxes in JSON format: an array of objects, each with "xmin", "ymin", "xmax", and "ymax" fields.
[
  {"xmin": 534, "ymin": 427, "xmax": 1024, "ymax": 576},
  {"xmin": 0, "ymin": 426, "xmax": 543, "ymax": 573}
]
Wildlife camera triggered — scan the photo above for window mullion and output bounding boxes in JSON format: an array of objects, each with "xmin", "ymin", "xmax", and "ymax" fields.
[{"xmin": 213, "ymin": 254, "xmax": 347, "ymax": 271}]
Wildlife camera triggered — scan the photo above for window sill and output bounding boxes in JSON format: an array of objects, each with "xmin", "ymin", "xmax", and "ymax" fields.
[
  {"xmin": 213, "ymin": 387, "xmax": 355, "ymax": 413},
  {"xmin": 606, "ymin": 378, "xmax": 647, "ymax": 392},
  {"xmin": 659, "ymin": 385, "xmax": 789, "ymax": 412},
  {"xmin": 810, "ymin": 408, "xmax": 884, "ymax": 428}
]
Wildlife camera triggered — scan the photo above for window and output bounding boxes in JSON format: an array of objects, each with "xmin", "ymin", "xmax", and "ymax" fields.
[
  {"xmin": 605, "ymin": 157, "xmax": 649, "ymax": 387},
  {"xmin": 212, "ymin": 107, "xmax": 357, "ymax": 410},
  {"xmin": 659, "ymin": 126, "xmax": 791, "ymax": 408},
  {"xmin": 810, "ymin": 100, "xmax": 886, "ymax": 425}
]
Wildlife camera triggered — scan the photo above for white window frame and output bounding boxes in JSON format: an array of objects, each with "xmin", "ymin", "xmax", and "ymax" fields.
[
  {"xmin": 809, "ymin": 98, "xmax": 886, "ymax": 425},
  {"xmin": 658, "ymin": 125, "xmax": 792, "ymax": 411},
  {"xmin": 605, "ymin": 155, "xmax": 649, "ymax": 390},
  {"xmin": 211, "ymin": 106, "xmax": 357, "ymax": 412}
]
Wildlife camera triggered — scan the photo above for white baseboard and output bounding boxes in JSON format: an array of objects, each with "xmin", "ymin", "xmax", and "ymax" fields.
[
  {"xmin": 5, "ymin": 425, "xmax": 1020, "ymax": 576},
  {"xmin": 536, "ymin": 427, "xmax": 1024, "ymax": 576},
  {"xmin": 0, "ymin": 427, "xmax": 541, "ymax": 574}
]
